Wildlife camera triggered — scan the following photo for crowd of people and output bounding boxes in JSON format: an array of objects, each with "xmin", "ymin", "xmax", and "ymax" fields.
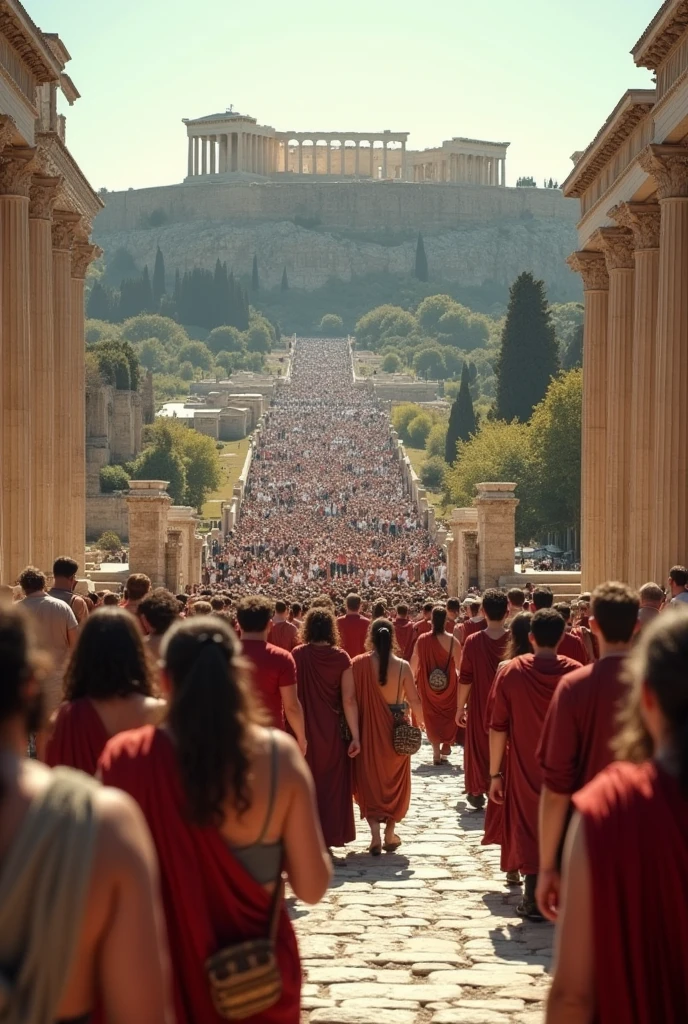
[{"xmin": 1, "ymin": 339, "xmax": 687, "ymax": 1022}]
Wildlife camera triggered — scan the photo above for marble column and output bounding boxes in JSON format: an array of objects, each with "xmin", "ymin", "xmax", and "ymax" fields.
[
  {"xmin": 284, "ymin": 140, "xmax": 289, "ymax": 172},
  {"xmin": 193, "ymin": 136, "xmax": 199, "ymax": 176},
  {"xmin": 355, "ymin": 141, "xmax": 360, "ymax": 176},
  {"xmin": 382, "ymin": 142, "xmax": 388, "ymax": 179},
  {"xmin": 567, "ymin": 251, "xmax": 610, "ymax": 591},
  {"xmin": 28, "ymin": 173, "xmax": 60, "ymax": 573},
  {"xmin": 594, "ymin": 226, "xmax": 635, "ymax": 583},
  {"xmin": 70, "ymin": 236, "xmax": 99, "ymax": 567},
  {"xmin": 298, "ymin": 141, "xmax": 303, "ymax": 175},
  {"xmin": 341, "ymin": 141, "xmax": 346, "ymax": 176},
  {"xmin": 0, "ymin": 144, "xmax": 34, "ymax": 581},
  {"xmin": 51, "ymin": 212, "xmax": 79, "ymax": 560},
  {"xmin": 401, "ymin": 140, "xmax": 407, "ymax": 181},
  {"xmin": 639, "ymin": 145, "xmax": 688, "ymax": 575},
  {"xmin": 237, "ymin": 132, "xmax": 243, "ymax": 172},
  {"xmin": 610, "ymin": 202, "xmax": 661, "ymax": 587},
  {"xmin": 211, "ymin": 136, "xmax": 217, "ymax": 174},
  {"xmin": 369, "ymin": 143, "xmax": 375, "ymax": 178},
  {"xmin": 326, "ymin": 142, "xmax": 331, "ymax": 175},
  {"xmin": 187, "ymin": 136, "xmax": 193, "ymax": 178}
]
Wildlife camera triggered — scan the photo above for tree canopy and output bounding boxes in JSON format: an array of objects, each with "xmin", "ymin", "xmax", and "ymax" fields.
[{"xmin": 495, "ymin": 272, "xmax": 559, "ymax": 422}]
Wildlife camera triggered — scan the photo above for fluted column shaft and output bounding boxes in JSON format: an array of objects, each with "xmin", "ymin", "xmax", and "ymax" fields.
[
  {"xmin": 0, "ymin": 148, "xmax": 33, "ymax": 582},
  {"xmin": 187, "ymin": 136, "xmax": 193, "ymax": 177},
  {"xmin": 69, "ymin": 239, "xmax": 97, "ymax": 568},
  {"xmin": 568, "ymin": 251, "xmax": 609, "ymax": 590},
  {"xmin": 51, "ymin": 215, "xmax": 77, "ymax": 559},
  {"xmin": 639, "ymin": 145, "xmax": 688, "ymax": 575},
  {"xmin": 28, "ymin": 175, "xmax": 60, "ymax": 573}
]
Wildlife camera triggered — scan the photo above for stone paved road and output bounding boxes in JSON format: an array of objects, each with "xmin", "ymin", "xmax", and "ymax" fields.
[{"xmin": 292, "ymin": 743, "xmax": 552, "ymax": 1024}]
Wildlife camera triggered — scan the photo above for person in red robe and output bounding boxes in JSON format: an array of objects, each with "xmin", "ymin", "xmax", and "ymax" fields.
[
  {"xmin": 269, "ymin": 600, "xmax": 300, "ymax": 652},
  {"xmin": 411, "ymin": 605, "xmax": 462, "ymax": 764},
  {"xmin": 407, "ymin": 601, "xmax": 433, "ymax": 657},
  {"xmin": 336, "ymin": 593, "xmax": 371, "ymax": 658},
  {"xmin": 236, "ymin": 596, "xmax": 307, "ymax": 755},
  {"xmin": 42, "ymin": 607, "xmax": 166, "ymax": 773},
  {"xmin": 455, "ymin": 598, "xmax": 487, "ymax": 647},
  {"xmin": 292, "ymin": 607, "xmax": 358, "ymax": 851},
  {"xmin": 547, "ymin": 610, "xmax": 688, "ymax": 1024},
  {"xmin": 482, "ymin": 612, "xmax": 533, "ymax": 886},
  {"xmin": 488, "ymin": 608, "xmax": 580, "ymax": 920},
  {"xmin": 346, "ymin": 618, "xmax": 423, "ymax": 853},
  {"xmin": 456, "ymin": 588, "xmax": 509, "ymax": 808},
  {"xmin": 536, "ymin": 582, "xmax": 639, "ymax": 921},
  {"xmin": 99, "ymin": 614, "xmax": 332, "ymax": 1024},
  {"xmin": 393, "ymin": 602, "xmax": 414, "ymax": 658},
  {"xmin": 553, "ymin": 602, "xmax": 589, "ymax": 665}
]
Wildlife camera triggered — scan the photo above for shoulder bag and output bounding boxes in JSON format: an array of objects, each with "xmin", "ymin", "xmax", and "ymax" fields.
[
  {"xmin": 428, "ymin": 637, "xmax": 454, "ymax": 693},
  {"xmin": 205, "ymin": 875, "xmax": 285, "ymax": 1020},
  {"xmin": 391, "ymin": 663, "xmax": 422, "ymax": 756}
]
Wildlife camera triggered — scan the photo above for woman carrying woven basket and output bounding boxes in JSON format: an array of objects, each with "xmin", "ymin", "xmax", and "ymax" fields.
[
  {"xmin": 345, "ymin": 618, "xmax": 424, "ymax": 855},
  {"xmin": 99, "ymin": 614, "xmax": 332, "ymax": 1024},
  {"xmin": 411, "ymin": 605, "xmax": 462, "ymax": 765}
]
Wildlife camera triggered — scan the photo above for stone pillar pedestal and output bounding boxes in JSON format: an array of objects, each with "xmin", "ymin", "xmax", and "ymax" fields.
[
  {"xmin": 168, "ymin": 505, "xmax": 198, "ymax": 588},
  {"xmin": 28, "ymin": 175, "xmax": 60, "ymax": 573},
  {"xmin": 165, "ymin": 528, "xmax": 183, "ymax": 593},
  {"xmin": 567, "ymin": 251, "xmax": 609, "ymax": 591},
  {"xmin": 0, "ymin": 148, "xmax": 33, "ymax": 581},
  {"xmin": 474, "ymin": 483, "xmax": 519, "ymax": 590},
  {"xmin": 595, "ymin": 226, "xmax": 635, "ymax": 583},
  {"xmin": 193, "ymin": 535, "xmax": 204, "ymax": 585},
  {"xmin": 126, "ymin": 480, "xmax": 172, "ymax": 587},
  {"xmin": 639, "ymin": 145, "xmax": 688, "ymax": 575},
  {"xmin": 450, "ymin": 507, "xmax": 479, "ymax": 596}
]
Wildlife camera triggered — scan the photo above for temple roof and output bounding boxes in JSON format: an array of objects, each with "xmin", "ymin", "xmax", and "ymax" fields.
[
  {"xmin": 183, "ymin": 110, "xmax": 257, "ymax": 126},
  {"xmin": 0, "ymin": 0, "xmax": 64, "ymax": 82},
  {"xmin": 633, "ymin": 0, "xmax": 688, "ymax": 70}
]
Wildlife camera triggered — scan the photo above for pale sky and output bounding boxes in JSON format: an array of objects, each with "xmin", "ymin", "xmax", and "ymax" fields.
[{"xmin": 29, "ymin": 0, "xmax": 658, "ymax": 193}]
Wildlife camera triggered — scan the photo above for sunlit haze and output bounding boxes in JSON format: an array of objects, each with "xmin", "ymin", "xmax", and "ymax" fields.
[{"xmin": 28, "ymin": 0, "xmax": 658, "ymax": 192}]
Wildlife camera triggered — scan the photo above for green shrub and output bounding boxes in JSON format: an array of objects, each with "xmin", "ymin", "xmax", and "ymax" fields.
[
  {"xmin": 320, "ymin": 314, "xmax": 344, "ymax": 336},
  {"xmin": 407, "ymin": 413, "xmax": 433, "ymax": 447},
  {"xmin": 96, "ymin": 530, "xmax": 122, "ymax": 552},
  {"xmin": 100, "ymin": 464, "xmax": 130, "ymax": 493},
  {"xmin": 421, "ymin": 455, "xmax": 446, "ymax": 490}
]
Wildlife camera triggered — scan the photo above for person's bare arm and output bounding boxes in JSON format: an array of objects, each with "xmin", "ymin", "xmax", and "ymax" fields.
[
  {"xmin": 546, "ymin": 813, "xmax": 595, "ymax": 1024},
  {"xmin": 66, "ymin": 626, "xmax": 78, "ymax": 649},
  {"xmin": 401, "ymin": 664, "xmax": 424, "ymax": 730},
  {"xmin": 281, "ymin": 741, "xmax": 332, "ymax": 902},
  {"xmin": 409, "ymin": 646, "xmax": 419, "ymax": 678},
  {"xmin": 280, "ymin": 684, "xmax": 307, "ymax": 756},
  {"xmin": 537, "ymin": 786, "xmax": 572, "ymax": 922},
  {"xmin": 94, "ymin": 789, "xmax": 173, "ymax": 1024},
  {"xmin": 340, "ymin": 667, "xmax": 360, "ymax": 757},
  {"xmin": 456, "ymin": 682, "xmax": 471, "ymax": 726},
  {"xmin": 487, "ymin": 729, "xmax": 508, "ymax": 804}
]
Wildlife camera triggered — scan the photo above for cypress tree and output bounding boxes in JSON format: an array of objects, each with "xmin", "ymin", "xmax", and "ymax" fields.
[
  {"xmin": 252, "ymin": 254, "xmax": 260, "ymax": 291},
  {"xmin": 141, "ymin": 265, "xmax": 154, "ymax": 312},
  {"xmin": 152, "ymin": 246, "xmax": 166, "ymax": 307},
  {"xmin": 445, "ymin": 362, "xmax": 477, "ymax": 464},
  {"xmin": 495, "ymin": 271, "xmax": 559, "ymax": 422},
  {"xmin": 87, "ymin": 281, "xmax": 113, "ymax": 321},
  {"xmin": 281, "ymin": 266, "xmax": 289, "ymax": 291},
  {"xmin": 414, "ymin": 232, "xmax": 428, "ymax": 282}
]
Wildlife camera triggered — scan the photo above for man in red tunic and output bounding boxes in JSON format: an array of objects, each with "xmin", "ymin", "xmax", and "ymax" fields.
[
  {"xmin": 393, "ymin": 603, "xmax": 414, "ymax": 659},
  {"xmin": 336, "ymin": 593, "xmax": 371, "ymax": 659},
  {"xmin": 456, "ymin": 589, "xmax": 509, "ymax": 809},
  {"xmin": 269, "ymin": 599, "xmax": 299, "ymax": 651},
  {"xmin": 407, "ymin": 601, "xmax": 433, "ymax": 658},
  {"xmin": 536, "ymin": 581, "xmax": 639, "ymax": 921},
  {"xmin": 236, "ymin": 596, "xmax": 307, "ymax": 754},
  {"xmin": 455, "ymin": 598, "xmax": 486, "ymax": 647},
  {"xmin": 488, "ymin": 608, "xmax": 580, "ymax": 920},
  {"xmin": 553, "ymin": 602, "xmax": 588, "ymax": 665}
]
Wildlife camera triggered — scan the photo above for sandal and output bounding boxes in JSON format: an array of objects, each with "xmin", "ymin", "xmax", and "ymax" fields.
[
  {"xmin": 383, "ymin": 835, "xmax": 402, "ymax": 852},
  {"xmin": 515, "ymin": 898, "xmax": 544, "ymax": 922},
  {"xmin": 369, "ymin": 842, "xmax": 382, "ymax": 857},
  {"xmin": 505, "ymin": 870, "xmax": 521, "ymax": 885}
]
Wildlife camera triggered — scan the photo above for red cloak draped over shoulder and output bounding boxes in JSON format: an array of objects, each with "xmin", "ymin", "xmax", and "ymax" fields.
[
  {"xmin": 574, "ymin": 762, "xmax": 688, "ymax": 1024},
  {"xmin": 351, "ymin": 654, "xmax": 411, "ymax": 823},
  {"xmin": 45, "ymin": 698, "xmax": 110, "ymax": 776},
  {"xmin": 489, "ymin": 654, "xmax": 580, "ymax": 874},
  {"xmin": 414, "ymin": 632, "xmax": 458, "ymax": 746},
  {"xmin": 292, "ymin": 643, "xmax": 354, "ymax": 847},
  {"xmin": 99, "ymin": 727, "xmax": 301, "ymax": 1024},
  {"xmin": 459, "ymin": 631, "xmax": 509, "ymax": 796}
]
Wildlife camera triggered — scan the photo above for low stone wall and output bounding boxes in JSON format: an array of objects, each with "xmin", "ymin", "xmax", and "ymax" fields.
[
  {"xmin": 86, "ymin": 494, "xmax": 129, "ymax": 542},
  {"xmin": 222, "ymin": 424, "xmax": 258, "ymax": 536}
]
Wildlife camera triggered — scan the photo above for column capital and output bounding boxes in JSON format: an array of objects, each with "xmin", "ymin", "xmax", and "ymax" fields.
[
  {"xmin": 0, "ymin": 146, "xmax": 36, "ymax": 197},
  {"xmin": 0, "ymin": 113, "xmax": 16, "ymax": 152},
  {"xmin": 51, "ymin": 210, "xmax": 81, "ymax": 251},
  {"xmin": 28, "ymin": 174, "xmax": 62, "ymax": 219},
  {"xmin": 566, "ymin": 250, "xmax": 609, "ymax": 291},
  {"xmin": 72, "ymin": 242, "xmax": 102, "ymax": 279},
  {"xmin": 591, "ymin": 227, "xmax": 635, "ymax": 272},
  {"xmin": 639, "ymin": 144, "xmax": 688, "ymax": 200},
  {"xmin": 608, "ymin": 201, "xmax": 661, "ymax": 251}
]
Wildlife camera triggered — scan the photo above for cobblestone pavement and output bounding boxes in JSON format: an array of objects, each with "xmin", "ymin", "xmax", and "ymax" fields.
[{"xmin": 292, "ymin": 744, "xmax": 552, "ymax": 1024}]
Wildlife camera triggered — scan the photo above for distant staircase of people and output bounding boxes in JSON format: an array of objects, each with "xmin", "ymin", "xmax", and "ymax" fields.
[{"xmin": 499, "ymin": 571, "xmax": 582, "ymax": 605}]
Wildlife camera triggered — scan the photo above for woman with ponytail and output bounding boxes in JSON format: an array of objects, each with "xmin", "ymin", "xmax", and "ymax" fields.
[
  {"xmin": 99, "ymin": 615, "xmax": 331, "ymax": 1024},
  {"xmin": 410, "ymin": 605, "xmax": 462, "ymax": 765},
  {"xmin": 343, "ymin": 617, "xmax": 423, "ymax": 855},
  {"xmin": 547, "ymin": 609, "xmax": 688, "ymax": 1023}
]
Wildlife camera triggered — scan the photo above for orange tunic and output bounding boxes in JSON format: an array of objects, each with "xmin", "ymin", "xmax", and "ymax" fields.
[
  {"xmin": 351, "ymin": 653, "xmax": 411, "ymax": 823},
  {"xmin": 414, "ymin": 632, "xmax": 458, "ymax": 746}
]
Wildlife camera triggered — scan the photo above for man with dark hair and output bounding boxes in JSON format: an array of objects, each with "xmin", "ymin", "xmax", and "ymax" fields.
[
  {"xmin": 488, "ymin": 607, "xmax": 580, "ymax": 921},
  {"xmin": 393, "ymin": 603, "xmax": 413, "ymax": 658},
  {"xmin": 457, "ymin": 588, "xmax": 509, "ymax": 811},
  {"xmin": 19, "ymin": 566, "xmax": 78, "ymax": 714},
  {"xmin": 407, "ymin": 600, "xmax": 433, "ymax": 658},
  {"xmin": 236, "ymin": 596, "xmax": 306, "ymax": 754},
  {"xmin": 668, "ymin": 565, "xmax": 688, "ymax": 604},
  {"xmin": 553, "ymin": 602, "xmax": 588, "ymax": 665},
  {"xmin": 336, "ymin": 593, "xmax": 371, "ymax": 659},
  {"xmin": 506, "ymin": 587, "xmax": 525, "ymax": 620},
  {"xmin": 122, "ymin": 574, "xmax": 151, "ymax": 617},
  {"xmin": 49, "ymin": 557, "xmax": 89, "ymax": 627},
  {"xmin": 638, "ymin": 581, "xmax": 664, "ymax": 627},
  {"xmin": 139, "ymin": 588, "xmax": 181, "ymax": 661},
  {"xmin": 270, "ymin": 599, "xmax": 299, "ymax": 652},
  {"xmin": 536, "ymin": 582, "xmax": 640, "ymax": 922},
  {"xmin": 290, "ymin": 602, "xmax": 303, "ymax": 628},
  {"xmin": 456, "ymin": 598, "xmax": 486, "ymax": 647},
  {"xmin": 532, "ymin": 586, "xmax": 554, "ymax": 610}
]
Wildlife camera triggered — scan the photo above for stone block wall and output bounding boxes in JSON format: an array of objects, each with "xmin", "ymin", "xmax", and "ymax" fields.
[{"xmin": 86, "ymin": 494, "xmax": 129, "ymax": 542}]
